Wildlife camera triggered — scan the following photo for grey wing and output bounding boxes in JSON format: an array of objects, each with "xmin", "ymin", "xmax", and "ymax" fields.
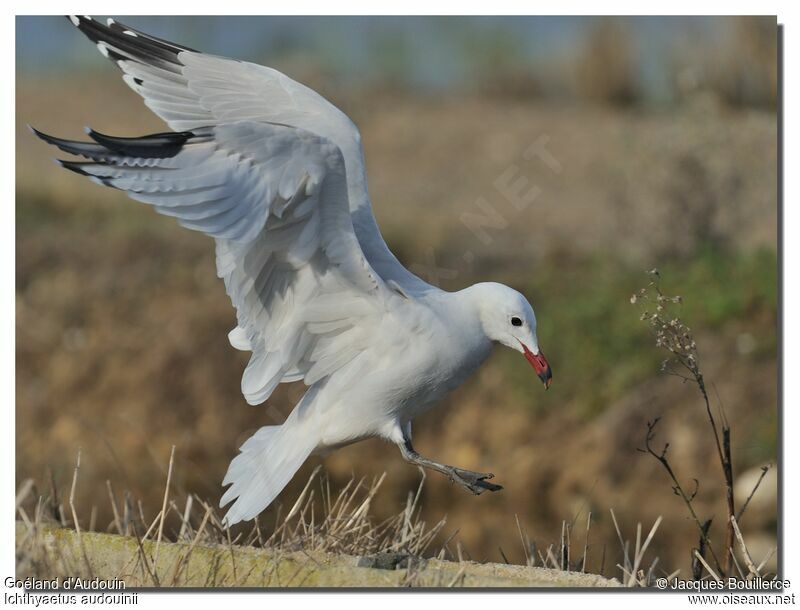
[
  {"xmin": 34, "ymin": 120, "xmax": 395, "ymax": 405},
  {"xmin": 69, "ymin": 15, "xmax": 434, "ymax": 296}
]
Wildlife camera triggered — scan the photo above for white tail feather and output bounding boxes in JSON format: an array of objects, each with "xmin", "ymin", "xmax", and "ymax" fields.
[{"xmin": 220, "ymin": 408, "xmax": 319, "ymax": 526}]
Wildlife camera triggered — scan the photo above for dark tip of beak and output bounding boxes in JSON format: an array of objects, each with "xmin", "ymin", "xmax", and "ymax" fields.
[{"xmin": 539, "ymin": 366, "xmax": 553, "ymax": 390}]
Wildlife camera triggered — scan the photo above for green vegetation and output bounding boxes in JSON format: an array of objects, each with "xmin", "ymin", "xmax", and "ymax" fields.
[{"xmin": 495, "ymin": 247, "xmax": 778, "ymax": 418}]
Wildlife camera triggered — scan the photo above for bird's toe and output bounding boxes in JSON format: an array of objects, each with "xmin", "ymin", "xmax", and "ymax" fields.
[{"xmin": 449, "ymin": 468, "xmax": 503, "ymax": 494}]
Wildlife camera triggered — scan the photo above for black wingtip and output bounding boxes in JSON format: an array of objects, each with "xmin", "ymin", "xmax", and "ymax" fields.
[
  {"xmin": 55, "ymin": 160, "xmax": 117, "ymax": 189},
  {"xmin": 66, "ymin": 15, "xmax": 192, "ymax": 70},
  {"xmin": 87, "ymin": 128, "xmax": 193, "ymax": 158},
  {"xmin": 57, "ymin": 159, "xmax": 90, "ymax": 176},
  {"xmin": 67, "ymin": 15, "xmax": 94, "ymax": 29},
  {"xmin": 30, "ymin": 126, "xmax": 112, "ymax": 159},
  {"xmin": 105, "ymin": 17, "xmax": 199, "ymax": 54},
  {"xmin": 29, "ymin": 125, "xmax": 65, "ymax": 148}
]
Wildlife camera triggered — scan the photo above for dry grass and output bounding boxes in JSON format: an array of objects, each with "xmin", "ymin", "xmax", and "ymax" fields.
[
  {"xmin": 16, "ymin": 453, "xmax": 452, "ymax": 585},
  {"xmin": 14, "ymin": 458, "xmax": 465, "ymax": 587},
  {"xmin": 18, "ymin": 465, "xmax": 445, "ymax": 560},
  {"xmin": 15, "ymin": 449, "xmax": 624, "ymax": 587},
  {"xmin": 16, "ymin": 449, "xmax": 777, "ymax": 588}
]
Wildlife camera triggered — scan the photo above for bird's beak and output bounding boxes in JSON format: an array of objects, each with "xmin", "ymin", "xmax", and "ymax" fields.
[{"xmin": 520, "ymin": 342, "xmax": 552, "ymax": 389}]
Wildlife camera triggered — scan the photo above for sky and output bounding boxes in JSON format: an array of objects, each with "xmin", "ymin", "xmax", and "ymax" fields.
[{"xmin": 16, "ymin": 15, "xmax": 726, "ymax": 101}]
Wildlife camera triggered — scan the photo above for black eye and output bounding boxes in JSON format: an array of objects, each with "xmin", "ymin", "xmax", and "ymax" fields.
[{"xmin": 511, "ymin": 316, "xmax": 523, "ymax": 327}]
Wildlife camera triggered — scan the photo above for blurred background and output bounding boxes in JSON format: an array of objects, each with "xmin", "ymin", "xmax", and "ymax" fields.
[{"xmin": 16, "ymin": 16, "xmax": 778, "ymax": 576}]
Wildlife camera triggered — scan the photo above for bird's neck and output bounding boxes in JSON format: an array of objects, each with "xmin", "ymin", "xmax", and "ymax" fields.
[{"xmin": 446, "ymin": 284, "xmax": 495, "ymax": 343}]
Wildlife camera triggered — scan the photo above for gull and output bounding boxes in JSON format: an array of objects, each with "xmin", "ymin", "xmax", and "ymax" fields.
[{"xmin": 32, "ymin": 16, "xmax": 553, "ymax": 526}]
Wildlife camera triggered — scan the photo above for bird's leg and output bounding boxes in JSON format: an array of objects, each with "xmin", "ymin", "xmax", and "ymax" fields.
[{"xmin": 397, "ymin": 437, "xmax": 502, "ymax": 495}]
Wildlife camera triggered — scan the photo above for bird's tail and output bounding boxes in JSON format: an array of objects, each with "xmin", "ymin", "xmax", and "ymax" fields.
[{"xmin": 220, "ymin": 401, "xmax": 319, "ymax": 526}]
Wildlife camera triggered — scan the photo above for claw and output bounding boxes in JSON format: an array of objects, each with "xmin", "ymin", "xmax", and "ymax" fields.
[{"xmin": 449, "ymin": 468, "xmax": 504, "ymax": 494}]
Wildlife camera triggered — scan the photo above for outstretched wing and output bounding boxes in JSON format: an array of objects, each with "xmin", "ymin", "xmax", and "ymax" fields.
[
  {"xmin": 34, "ymin": 121, "xmax": 398, "ymax": 405},
  {"xmin": 69, "ymin": 15, "xmax": 432, "ymax": 295}
]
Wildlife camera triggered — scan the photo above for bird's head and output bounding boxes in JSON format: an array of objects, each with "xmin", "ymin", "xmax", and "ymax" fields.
[{"xmin": 470, "ymin": 282, "xmax": 552, "ymax": 389}]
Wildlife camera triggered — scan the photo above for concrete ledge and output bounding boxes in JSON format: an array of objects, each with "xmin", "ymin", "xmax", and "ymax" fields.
[{"xmin": 16, "ymin": 522, "xmax": 620, "ymax": 588}]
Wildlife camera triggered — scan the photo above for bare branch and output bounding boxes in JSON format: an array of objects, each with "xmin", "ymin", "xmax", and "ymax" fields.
[{"xmin": 736, "ymin": 465, "xmax": 772, "ymax": 524}]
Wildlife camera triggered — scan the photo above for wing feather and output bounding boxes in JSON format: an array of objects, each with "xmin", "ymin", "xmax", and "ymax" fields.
[
  {"xmin": 35, "ymin": 120, "xmax": 395, "ymax": 405},
  {"xmin": 68, "ymin": 15, "xmax": 434, "ymax": 296}
]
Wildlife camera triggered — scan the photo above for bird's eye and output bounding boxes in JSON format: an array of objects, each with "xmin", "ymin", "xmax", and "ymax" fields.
[{"xmin": 511, "ymin": 316, "xmax": 523, "ymax": 327}]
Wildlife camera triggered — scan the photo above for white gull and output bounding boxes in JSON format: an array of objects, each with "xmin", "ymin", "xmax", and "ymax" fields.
[{"xmin": 33, "ymin": 16, "xmax": 553, "ymax": 526}]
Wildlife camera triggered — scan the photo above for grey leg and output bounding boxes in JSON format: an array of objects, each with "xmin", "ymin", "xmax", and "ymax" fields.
[{"xmin": 397, "ymin": 436, "xmax": 502, "ymax": 495}]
